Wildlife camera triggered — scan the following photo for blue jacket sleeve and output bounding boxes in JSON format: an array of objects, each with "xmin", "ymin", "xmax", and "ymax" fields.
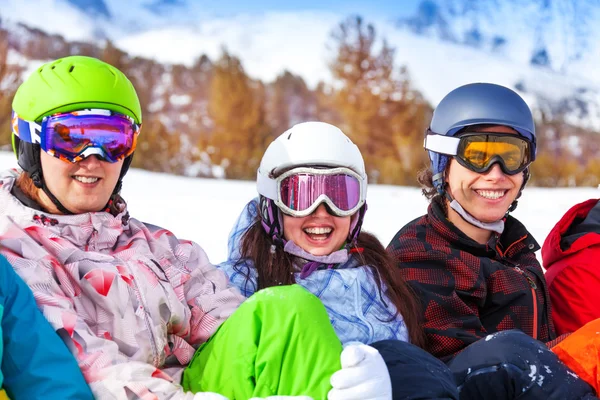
[
  {"xmin": 218, "ymin": 197, "xmax": 261, "ymax": 297},
  {"xmin": 0, "ymin": 256, "xmax": 93, "ymax": 399}
]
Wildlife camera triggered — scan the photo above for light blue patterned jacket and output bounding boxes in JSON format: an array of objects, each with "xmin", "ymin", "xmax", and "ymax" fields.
[{"xmin": 218, "ymin": 198, "xmax": 409, "ymax": 345}]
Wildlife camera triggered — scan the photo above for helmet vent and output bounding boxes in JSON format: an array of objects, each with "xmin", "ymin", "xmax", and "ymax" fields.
[
  {"xmin": 287, "ymin": 132, "xmax": 293, "ymax": 140},
  {"xmin": 50, "ymin": 66, "xmax": 55, "ymax": 70},
  {"xmin": 69, "ymin": 65, "xmax": 75, "ymax": 73}
]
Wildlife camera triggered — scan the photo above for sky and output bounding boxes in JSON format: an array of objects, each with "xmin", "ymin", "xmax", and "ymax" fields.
[{"xmin": 170, "ymin": 0, "xmax": 422, "ymax": 19}]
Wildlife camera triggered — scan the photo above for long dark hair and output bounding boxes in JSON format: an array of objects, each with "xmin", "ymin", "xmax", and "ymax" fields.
[{"xmin": 235, "ymin": 215, "xmax": 427, "ymax": 348}]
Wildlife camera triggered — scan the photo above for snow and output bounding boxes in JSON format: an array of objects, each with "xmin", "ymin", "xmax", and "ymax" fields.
[
  {"xmin": 107, "ymin": 11, "xmax": 600, "ymax": 123},
  {"xmin": 0, "ymin": 151, "xmax": 596, "ymax": 265},
  {"xmin": 114, "ymin": 11, "xmax": 340, "ymax": 87},
  {"xmin": 169, "ymin": 94, "xmax": 192, "ymax": 106}
]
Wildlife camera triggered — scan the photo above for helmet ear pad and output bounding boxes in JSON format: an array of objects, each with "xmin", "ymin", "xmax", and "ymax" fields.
[
  {"xmin": 14, "ymin": 135, "xmax": 43, "ymax": 188},
  {"xmin": 113, "ymin": 154, "xmax": 134, "ymax": 194}
]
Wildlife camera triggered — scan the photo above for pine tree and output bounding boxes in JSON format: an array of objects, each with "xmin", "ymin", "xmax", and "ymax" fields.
[
  {"xmin": 267, "ymin": 71, "xmax": 317, "ymax": 137},
  {"xmin": 101, "ymin": 40, "xmax": 126, "ymax": 72},
  {"xmin": 328, "ymin": 16, "xmax": 431, "ymax": 184},
  {"xmin": 131, "ymin": 117, "xmax": 185, "ymax": 174},
  {"xmin": 207, "ymin": 49, "xmax": 269, "ymax": 179}
]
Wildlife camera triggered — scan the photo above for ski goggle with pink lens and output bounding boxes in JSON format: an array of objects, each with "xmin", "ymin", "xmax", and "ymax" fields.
[
  {"xmin": 12, "ymin": 109, "xmax": 140, "ymax": 163},
  {"xmin": 263, "ymin": 167, "xmax": 366, "ymax": 218}
]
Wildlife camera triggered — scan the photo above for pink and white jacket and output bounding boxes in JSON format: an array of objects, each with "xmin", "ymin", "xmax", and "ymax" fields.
[{"xmin": 0, "ymin": 169, "xmax": 245, "ymax": 399}]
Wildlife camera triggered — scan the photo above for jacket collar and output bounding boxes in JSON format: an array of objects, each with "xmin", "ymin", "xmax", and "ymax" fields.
[
  {"xmin": 0, "ymin": 169, "xmax": 129, "ymax": 250},
  {"xmin": 428, "ymin": 197, "xmax": 539, "ymax": 258}
]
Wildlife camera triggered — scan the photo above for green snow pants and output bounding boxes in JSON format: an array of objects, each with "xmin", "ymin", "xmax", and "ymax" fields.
[{"xmin": 182, "ymin": 284, "xmax": 342, "ymax": 399}]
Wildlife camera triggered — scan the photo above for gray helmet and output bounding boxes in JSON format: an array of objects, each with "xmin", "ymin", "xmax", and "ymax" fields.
[{"xmin": 427, "ymin": 83, "xmax": 536, "ymax": 193}]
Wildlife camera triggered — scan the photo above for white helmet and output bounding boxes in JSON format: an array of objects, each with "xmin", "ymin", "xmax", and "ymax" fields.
[
  {"xmin": 256, "ymin": 121, "xmax": 368, "ymax": 245},
  {"xmin": 257, "ymin": 121, "xmax": 368, "ymax": 198}
]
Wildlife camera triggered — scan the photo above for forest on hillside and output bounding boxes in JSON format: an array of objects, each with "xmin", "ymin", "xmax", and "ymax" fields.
[{"xmin": 1, "ymin": 16, "xmax": 599, "ymax": 186}]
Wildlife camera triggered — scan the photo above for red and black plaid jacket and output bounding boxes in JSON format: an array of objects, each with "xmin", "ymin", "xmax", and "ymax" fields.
[{"xmin": 387, "ymin": 199, "xmax": 556, "ymax": 361}]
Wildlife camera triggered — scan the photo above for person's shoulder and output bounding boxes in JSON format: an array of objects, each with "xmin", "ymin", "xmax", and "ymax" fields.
[
  {"xmin": 560, "ymin": 198, "xmax": 599, "ymax": 222},
  {"xmin": 126, "ymin": 217, "xmax": 200, "ymax": 248},
  {"xmin": 387, "ymin": 211, "xmax": 443, "ymax": 253},
  {"xmin": 502, "ymin": 214, "xmax": 540, "ymax": 253},
  {"xmin": 128, "ymin": 218, "xmax": 174, "ymax": 236},
  {"xmin": 0, "ymin": 168, "xmax": 20, "ymax": 181},
  {"xmin": 388, "ymin": 214, "xmax": 427, "ymax": 241}
]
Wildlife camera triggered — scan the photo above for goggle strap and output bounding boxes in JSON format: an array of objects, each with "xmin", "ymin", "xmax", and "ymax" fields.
[
  {"xmin": 424, "ymin": 134, "xmax": 459, "ymax": 155},
  {"xmin": 12, "ymin": 113, "xmax": 41, "ymax": 144}
]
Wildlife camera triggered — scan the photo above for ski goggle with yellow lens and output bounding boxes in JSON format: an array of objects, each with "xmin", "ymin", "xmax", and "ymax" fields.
[
  {"xmin": 424, "ymin": 132, "xmax": 533, "ymax": 175},
  {"xmin": 257, "ymin": 167, "xmax": 366, "ymax": 218},
  {"xmin": 12, "ymin": 109, "xmax": 140, "ymax": 163}
]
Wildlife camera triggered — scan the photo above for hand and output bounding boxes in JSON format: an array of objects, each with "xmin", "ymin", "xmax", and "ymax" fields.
[
  {"xmin": 249, "ymin": 397, "xmax": 314, "ymax": 400},
  {"xmin": 328, "ymin": 342, "xmax": 392, "ymax": 400},
  {"xmin": 193, "ymin": 392, "xmax": 229, "ymax": 400}
]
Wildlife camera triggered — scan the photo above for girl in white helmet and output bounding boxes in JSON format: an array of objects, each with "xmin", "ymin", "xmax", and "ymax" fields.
[{"xmin": 215, "ymin": 121, "xmax": 460, "ymax": 400}]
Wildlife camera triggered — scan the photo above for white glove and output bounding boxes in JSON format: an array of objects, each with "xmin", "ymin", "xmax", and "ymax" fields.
[
  {"xmin": 250, "ymin": 397, "xmax": 314, "ymax": 400},
  {"xmin": 193, "ymin": 392, "xmax": 229, "ymax": 400},
  {"xmin": 328, "ymin": 342, "xmax": 392, "ymax": 400}
]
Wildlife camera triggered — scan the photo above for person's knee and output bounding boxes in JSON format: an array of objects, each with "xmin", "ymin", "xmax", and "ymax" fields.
[
  {"xmin": 483, "ymin": 329, "xmax": 539, "ymax": 347},
  {"xmin": 448, "ymin": 330, "xmax": 547, "ymax": 378},
  {"xmin": 247, "ymin": 284, "xmax": 322, "ymax": 313},
  {"xmin": 371, "ymin": 339, "xmax": 443, "ymax": 366},
  {"xmin": 456, "ymin": 330, "xmax": 544, "ymax": 361},
  {"xmin": 372, "ymin": 340, "xmax": 459, "ymax": 400}
]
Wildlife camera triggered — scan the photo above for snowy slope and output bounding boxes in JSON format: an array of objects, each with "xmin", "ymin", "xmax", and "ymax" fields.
[{"xmin": 0, "ymin": 151, "xmax": 596, "ymax": 265}]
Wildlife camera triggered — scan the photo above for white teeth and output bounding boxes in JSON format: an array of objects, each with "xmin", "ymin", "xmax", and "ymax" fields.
[
  {"xmin": 476, "ymin": 190, "xmax": 506, "ymax": 200},
  {"xmin": 73, "ymin": 176, "xmax": 99, "ymax": 184},
  {"xmin": 304, "ymin": 227, "xmax": 332, "ymax": 235}
]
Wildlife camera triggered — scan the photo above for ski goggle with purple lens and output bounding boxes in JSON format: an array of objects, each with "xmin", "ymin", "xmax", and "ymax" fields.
[
  {"xmin": 259, "ymin": 167, "xmax": 366, "ymax": 218},
  {"xmin": 12, "ymin": 109, "xmax": 140, "ymax": 163},
  {"xmin": 424, "ymin": 132, "xmax": 534, "ymax": 175}
]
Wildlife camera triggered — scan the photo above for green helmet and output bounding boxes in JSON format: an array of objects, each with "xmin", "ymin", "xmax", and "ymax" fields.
[
  {"xmin": 12, "ymin": 55, "xmax": 141, "ymax": 124},
  {"xmin": 11, "ymin": 56, "xmax": 142, "ymax": 214}
]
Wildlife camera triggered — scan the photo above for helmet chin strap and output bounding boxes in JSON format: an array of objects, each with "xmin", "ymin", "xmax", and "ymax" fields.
[
  {"xmin": 28, "ymin": 146, "xmax": 74, "ymax": 215},
  {"xmin": 444, "ymin": 190, "xmax": 505, "ymax": 235},
  {"xmin": 28, "ymin": 146, "xmax": 128, "ymax": 215},
  {"xmin": 435, "ymin": 160, "xmax": 530, "ymax": 236},
  {"xmin": 37, "ymin": 181, "xmax": 73, "ymax": 215}
]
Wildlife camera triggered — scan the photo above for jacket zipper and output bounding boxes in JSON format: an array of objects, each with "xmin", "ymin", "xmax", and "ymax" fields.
[
  {"xmin": 128, "ymin": 265, "xmax": 160, "ymax": 366},
  {"xmin": 527, "ymin": 264, "xmax": 556, "ymax": 340},
  {"xmin": 514, "ymin": 266, "xmax": 538, "ymax": 340},
  {"xmin": 85, "ymin": 228, "xmax": 98, "ymax": 252}
]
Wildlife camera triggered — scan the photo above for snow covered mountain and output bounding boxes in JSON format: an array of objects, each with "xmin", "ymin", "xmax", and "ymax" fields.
[
  {"xmin": 397, "ymin": 0, "xmax": 600, "ymax": 81},
  {"xmin": 2, "ymin": 0, "xmax": 600, "ymax": 130}
]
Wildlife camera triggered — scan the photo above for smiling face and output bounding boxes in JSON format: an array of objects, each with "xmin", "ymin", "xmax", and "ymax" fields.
[
  {"xmin": 445, "ymin": 125, "xmax": 525, "ymax": 240},
  {"xmin": 39, "ymin": 152, "xmax": 123, "ymax": 214},
  {"xmin": 282, "ymin": 203, "xmax": 351, "ymax": 256}
]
